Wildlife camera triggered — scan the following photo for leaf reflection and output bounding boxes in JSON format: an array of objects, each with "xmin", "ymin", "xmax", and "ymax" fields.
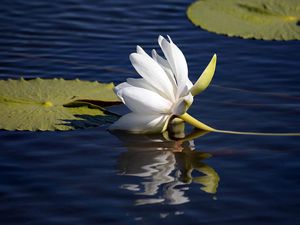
[{"xmin": 113, "ymin": 123, "xmax": 220, "ymax": 205}]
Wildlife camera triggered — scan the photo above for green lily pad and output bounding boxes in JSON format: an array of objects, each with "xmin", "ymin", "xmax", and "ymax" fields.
[
  {"xmin": 187, "ymin": 0, "xmax": 300, "ymax": 40},
  {"xmin": 0, "ymin": 78, "xmax": 121, "ymax": 131}
]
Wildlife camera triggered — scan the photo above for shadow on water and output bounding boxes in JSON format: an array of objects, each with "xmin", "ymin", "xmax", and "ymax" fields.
[
  {"xmin": 62, "ymin": 101, "xmax": 120, "ymax": 130},
  {"xmin": 63, "ymin": 113, "xmax": 118, "ymax": 129},
  {"xmin": 112, "ymin": 123, "xmax": 220, "ymax": 205}
]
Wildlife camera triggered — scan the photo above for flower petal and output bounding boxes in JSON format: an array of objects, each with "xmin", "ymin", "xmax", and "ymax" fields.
[
  {"xmin": 136, "ymin": 45, "xmax": 148, "ymax": 56},
  {"xmin": 109, "ymin": 112, "xmax": 170, "ymax": 134},
  {"xmin": 114, "ymin": 82, "xmax": 132, "ymax": 101},
  {"xmin": 130, "ymin": 52, "xmax": 175, "ymax": 102},
  {"xmin": 126, "ymin": 78, "xmax": 157, "ymax": 93},
  {"xmin": 151, "ymin": 49, "xmax": 177, "ymax": 88},
  {"xmin": 158, "ymin": 35, "xmax": 190, "ymax": 97},
  {"xmin": 135, "ymin": 46, "xmax": 174, "ymax": 94},
  {"xmin": 118, "ymin": 86, "xmax": 172, "ymax": 114},
  {"xmin": 172, "ymin": 93, "xmax": 194, "ymax": 115}
]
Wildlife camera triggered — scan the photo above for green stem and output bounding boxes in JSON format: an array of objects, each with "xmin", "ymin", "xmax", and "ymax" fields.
[
  {"xmin": 179, "ymin": 113, "xmax": 216, "ymax": 132},
  {"xmin": 179, "ymin": 113, "xmax": 300, "ymax": 136},
  {"xmin": 214, "ymin": 129, "xmax": 300, "ymax": 136}
]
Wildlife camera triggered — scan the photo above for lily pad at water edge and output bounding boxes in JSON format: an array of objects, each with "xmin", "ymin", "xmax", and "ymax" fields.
[
  {"xmin": 187, "ymin": 0, "xmax": 300, "ymax": 40},
  {"xmin": 0, "ymin": 78, "xmax": 121, "ymax": 131}
]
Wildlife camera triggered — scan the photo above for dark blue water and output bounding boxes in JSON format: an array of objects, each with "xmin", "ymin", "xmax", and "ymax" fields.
[{"xmin": 0, "ymin": 0, "xmax": 299, "ymax": 224}]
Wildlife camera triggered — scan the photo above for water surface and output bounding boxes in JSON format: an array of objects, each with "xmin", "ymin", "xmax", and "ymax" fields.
[{"xmin": 0, "ymin": 0, "xmax": 299, "ymax": 224}]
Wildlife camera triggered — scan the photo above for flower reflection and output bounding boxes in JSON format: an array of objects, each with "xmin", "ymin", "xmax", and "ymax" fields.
[{"xmin": 113, "ymin": 123, "xmax": 220, "ymax": 205}]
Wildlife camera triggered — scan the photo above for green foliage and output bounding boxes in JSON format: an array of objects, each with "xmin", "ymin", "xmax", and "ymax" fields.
[
  {"xmin": 0, "ymin": 78, "xmax": 120, "ymax": 131},
  {"xmin": 187, "ymin": 0, "xmax": 300, "ymax": 40}
]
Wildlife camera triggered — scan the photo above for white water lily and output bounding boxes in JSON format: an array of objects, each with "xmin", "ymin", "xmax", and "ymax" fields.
[
  {"xmin": 110, "ymin": 37, "xmax": 300, "ymax": 136},
  {"xmin": 110, "ymin": 35, "xmax": 216, "ymax": 134}
]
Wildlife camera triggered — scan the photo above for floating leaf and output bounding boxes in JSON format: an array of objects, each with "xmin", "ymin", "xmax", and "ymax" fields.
[
  {"xmin": 187, "ymin": 0, "xmax": 300, "ymax": 40},
  {"xmin": 191, "ymin": 54, "xmax": 217, "ymax": 96},
  {"xmin": 0, "ymin": 78, "xmax": 121, "ymax": 131}
]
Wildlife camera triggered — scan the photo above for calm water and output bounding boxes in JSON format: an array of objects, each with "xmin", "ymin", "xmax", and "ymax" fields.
[{"xmin": 0, "ymin": 0, "xmax": 299, "ymax": 224}]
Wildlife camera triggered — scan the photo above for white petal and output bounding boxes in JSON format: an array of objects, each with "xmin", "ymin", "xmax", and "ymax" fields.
[
  {"xmin": 135, "ymin": 46, "xmax": 175, "ymax": 94},
  {"xmin": 118, "ymin": 86, "xmax": 172, "ymax": 114},
  {"xmin": 136, "ymin": 45, "xmax": 148, "ymax": 56},
  {"xmin": 126, "ymin": 78, "xmax": 157, "ymax": 93},
  {"xmin": 109, "ymin": 113, "xmax": 170, "ymax": 134},
  {"xmin": 172, "ymin": 93, "xmax": 194, "ymax": 115},
  {"xmin": 151, "ymin": 49, "xmax": 177, "ymax": 88},
  {"xmin": 115, "ymin": 80, "xmax": 158, "ymax": 102},
  {"xmin": 186, "ymin": 80, "xmax": 193, "ymax": 90},
  {"xmin": 158, "ymin": 35, "xmax": 189, "ymax": 97},
  {"xmin": 114, "ymin": 82, "xmax": 132, "ymax": 102},
  {"xmin": 151, "ymin": 49, "xmax": 171, "ymax": 73},
  {"xmin": 172, "ymin": 99, "xmax": 187, "ymax": 116},
  {"xmin": 130, "ymin": 53, "xmax": 175, "ymax": 102},
  {"xmin": 178, "ymin": 80, "xmax": 193, "ymax": 98}
]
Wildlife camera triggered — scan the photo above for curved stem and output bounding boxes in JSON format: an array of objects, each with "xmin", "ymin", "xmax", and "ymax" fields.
[
  {"xmin": 179, "ymin": 113, "xmax": 300, "ymax": 136},
  {"xmin": 178, "ymin": 113, "xmax": 216, "ymax": 132}
]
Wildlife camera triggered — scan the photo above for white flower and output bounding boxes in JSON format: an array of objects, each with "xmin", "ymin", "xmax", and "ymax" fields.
[
  {"xmin": 109, "ymin": 37, "xmax": 300, "ymax": 137},
  {"xmin": 110, "ymin": 35, "xmax": 194, "ymax": 133}
]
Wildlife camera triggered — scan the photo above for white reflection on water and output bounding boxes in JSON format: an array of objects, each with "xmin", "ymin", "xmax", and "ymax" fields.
[{"xmin": 114, "ymin": 123, "xmax": 220, "ymax": 205}]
